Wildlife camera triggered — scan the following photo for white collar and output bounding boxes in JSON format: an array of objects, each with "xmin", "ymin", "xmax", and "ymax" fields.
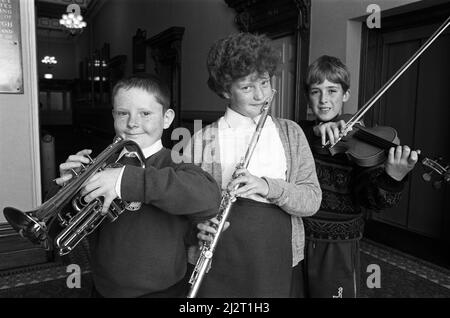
[
  {"xmin": 140, "ymin": 140, "xmax": 163, "ymax": 159},
  {"xmin": 223, "ymin": 107, "xmax": 261, "ymax": 128}
]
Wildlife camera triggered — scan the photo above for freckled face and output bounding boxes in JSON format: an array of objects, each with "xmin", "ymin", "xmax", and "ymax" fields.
[
  {"xmin": 225, "ymin": 72, "xmax": 273, "ymax": 118},
  {"xmin": 112, "ymin": 87, "xmax": 173, "ymax": 149},
  {"xmin": 308, "ymin": 79, "xmax": 350, "ymax": 122}
]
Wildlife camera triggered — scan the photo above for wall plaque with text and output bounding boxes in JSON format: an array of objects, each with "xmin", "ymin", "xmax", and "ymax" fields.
[{"xmin": 0, "ymin": 0, "xmax": 23, "ymax": 94}]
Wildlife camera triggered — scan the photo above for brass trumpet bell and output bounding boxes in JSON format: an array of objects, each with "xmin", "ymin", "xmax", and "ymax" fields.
[{"xmin": 4, "ymin": 207, "xmax": 48, "ymax": 245}]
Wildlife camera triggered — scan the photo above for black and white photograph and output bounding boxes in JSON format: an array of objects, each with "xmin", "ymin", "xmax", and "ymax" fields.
[{"xmin": 0, "ymin": 0, "xmax": 449, "ymax": 305}]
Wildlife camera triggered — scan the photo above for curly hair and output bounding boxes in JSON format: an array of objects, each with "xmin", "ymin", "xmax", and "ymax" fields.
[
  {"xmin": 304, "ymin": 55, "xmax": 351, "ymax": 94},
  {"xmin": 207, "ymin": 32, "xmax": 281, "ymax": 98}
]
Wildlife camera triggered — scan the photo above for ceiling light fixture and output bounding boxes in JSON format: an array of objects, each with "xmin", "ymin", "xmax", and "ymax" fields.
[
  {"xmin": 59, "ymin": 4, "xmax": 87, "ymax": 33},
  {"xmin": 41, "ymin": 56, "xmax": 57, "ymax": 64}
]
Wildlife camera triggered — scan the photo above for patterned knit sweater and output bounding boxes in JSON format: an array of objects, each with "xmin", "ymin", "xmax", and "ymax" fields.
[{"xmin": 299, "ymin": 120, "xmax": 406, "ymax": 241}]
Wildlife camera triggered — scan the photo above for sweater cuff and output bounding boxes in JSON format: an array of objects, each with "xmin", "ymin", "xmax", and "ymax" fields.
[
  {"xmin": 378, "ymin": 171, "xmax": 407, "ymax": 192},
  {"xmin": 262, "ymin": 177, "xmax": 283, "ymax": 200},
  {"xmin": 121, "ymin": 165, "xmax": 146, "ymax": 202}
]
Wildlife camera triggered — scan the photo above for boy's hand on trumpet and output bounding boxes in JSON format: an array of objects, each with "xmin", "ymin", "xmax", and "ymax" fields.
[
  {"xmin": 55, "ymin": 149, "xmax": 92, "ymax": 186},
  {"xmin": 56, "ymin": 148, "xmax": 123, "ymax": 215},
  {"xmin": 80, "ymin": 168, "xmax": 123, "ymax": 215}
]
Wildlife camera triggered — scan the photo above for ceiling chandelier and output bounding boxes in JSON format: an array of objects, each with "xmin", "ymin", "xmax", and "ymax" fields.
[{"xmin": 59, "ymin": 4, "xmax": 87, "ymax": 32}]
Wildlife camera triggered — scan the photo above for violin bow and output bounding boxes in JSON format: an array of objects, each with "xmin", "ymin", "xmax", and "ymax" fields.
[{"xmin": 326, "ymin": 15, "xmax": 450, "ymax": 148}]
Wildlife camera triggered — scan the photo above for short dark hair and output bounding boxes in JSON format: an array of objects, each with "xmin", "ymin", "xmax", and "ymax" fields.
[
  {"xmin": 304, "ymin": 55, "xmax": 350, "ymax": 93},
  {"xmin": 207, "ymin": 32, "xmax": 281, "ymax": 98},
  {"xmin": 112, "ymin": 73, "xmax": 171, "ymax": 111}
]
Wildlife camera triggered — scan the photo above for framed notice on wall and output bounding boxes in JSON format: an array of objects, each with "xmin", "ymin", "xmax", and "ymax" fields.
[{"xmin": 0, "ymin": 0, "xmax": 23, "ymax": 94}]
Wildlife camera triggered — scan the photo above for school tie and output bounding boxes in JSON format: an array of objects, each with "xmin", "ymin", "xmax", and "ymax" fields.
[{"xmin": 116, "ymin": 152, "xmax": 143, "ymax": 211}]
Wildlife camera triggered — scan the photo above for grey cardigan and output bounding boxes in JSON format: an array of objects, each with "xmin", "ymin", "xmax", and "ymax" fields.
[{"xmin": 186, "ymin": 117, "xmax": 322, "ymax": 265}]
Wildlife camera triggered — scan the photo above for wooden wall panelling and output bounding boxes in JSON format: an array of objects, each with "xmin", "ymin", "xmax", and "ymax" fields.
[{"xmin": 146, "ymin": 27, "xmax": 185, "ymax": 148}]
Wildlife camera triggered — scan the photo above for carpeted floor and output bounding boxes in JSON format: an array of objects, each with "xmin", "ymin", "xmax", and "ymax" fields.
[
  {"xmin": 360, "ymin": 239, "xmax": 450, "ymax": 298},
  {"xmin": 0, "ymin": 238, "xmax": 448, "ymax": 298},
  {"xmin": 0, "ymin": 274, "xmax": 93, "ymax": 298},
  {"xmin": 0, "ymin": 240, "xmax": 92, "ymax": 298}
]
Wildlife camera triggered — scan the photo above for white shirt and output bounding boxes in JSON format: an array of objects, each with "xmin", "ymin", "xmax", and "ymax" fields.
[
  {"xmin": 115, "ymin": 140, "xmax": 163, "ymax": 198},
  {"xmin": 218, "ymin": 107, "xmax": 287, "ymax": 203}
]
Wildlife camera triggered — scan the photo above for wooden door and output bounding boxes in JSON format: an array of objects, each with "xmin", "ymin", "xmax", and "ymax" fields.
[
  {"xmin": 271, "ymin": 35, "xmax": 296, "ymax": 120},
  {"xmin": 361, "ymin": 19, "xmax": 450, "ymax": 242}
]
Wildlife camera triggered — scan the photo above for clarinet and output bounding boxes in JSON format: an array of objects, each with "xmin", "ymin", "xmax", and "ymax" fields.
[{"xmin": 187, "ymin": 89, "xmax": 276, "ymax": 298}]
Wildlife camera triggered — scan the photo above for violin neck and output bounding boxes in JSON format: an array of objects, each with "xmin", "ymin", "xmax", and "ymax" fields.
[
  {"xmin": 354, "ymin": 127, "xmax": 429, "ymax": 162},
  {"xmin": 353, "ymin": 127, "xmax": 398, "ymax": 151},
  {"xmin": 353, "ymin": 127, "xmax": 449, "ymax": 178}
]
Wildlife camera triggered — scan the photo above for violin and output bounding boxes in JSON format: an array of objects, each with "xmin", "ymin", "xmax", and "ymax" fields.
[
  {"xmin": 312, "ymin": 114, "xmax": 450, "ymax": 188},
  {"xmin": 317, "ymin": 15, "xmax": 450, "ymax": 187},
  {"xmin": 312, "ymin": 114, "xmax": 398, "ymax": 167}
]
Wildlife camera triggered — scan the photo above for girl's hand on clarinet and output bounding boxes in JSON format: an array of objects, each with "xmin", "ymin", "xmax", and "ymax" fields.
[
  {"xmin": 228, "ymin": 168, "xmax": 269, "ymax": 198},
  {"xmin": 197, "ymin": 217, "xmax": 230, "ymax": 244}
]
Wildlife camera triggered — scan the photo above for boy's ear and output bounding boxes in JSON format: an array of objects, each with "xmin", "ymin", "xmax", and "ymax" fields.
[
  {"xmin": 222, "ymin": 91, "xmax": 231, "ymax": 99},
  {"xmin": 343, "ymin": 89, "xmax": 350, "ymax": 102},
  {"xmin": 163, "ymin": 109, "xmax": 175, "ymax": 129}
]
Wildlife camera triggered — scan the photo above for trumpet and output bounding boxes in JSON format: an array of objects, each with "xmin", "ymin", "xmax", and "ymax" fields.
[
  {"xmin": 187, "ymin": 89, "xmax": 277, "ymax": 298},
  {"xmin": 3, "ymin": 136, "xmax": 145, "ymax": 256}
]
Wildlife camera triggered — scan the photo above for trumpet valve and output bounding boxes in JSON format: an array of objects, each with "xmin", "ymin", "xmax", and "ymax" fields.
[
  {"xmin": 70, "ymin": 168, "xmax": 79, "ymax": 177},
  {"xmin": 86, "ymin": 154, "xmax": 94, "ymax": 163},
  {"xmin": 57, "ymin": 213, "xmax": 69, "ymax": 227}
]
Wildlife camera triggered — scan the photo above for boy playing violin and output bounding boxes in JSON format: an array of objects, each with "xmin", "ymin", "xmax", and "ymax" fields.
[{"xmin": 299, "ymin": 55, "xmax": 419, "ymax": 298}]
